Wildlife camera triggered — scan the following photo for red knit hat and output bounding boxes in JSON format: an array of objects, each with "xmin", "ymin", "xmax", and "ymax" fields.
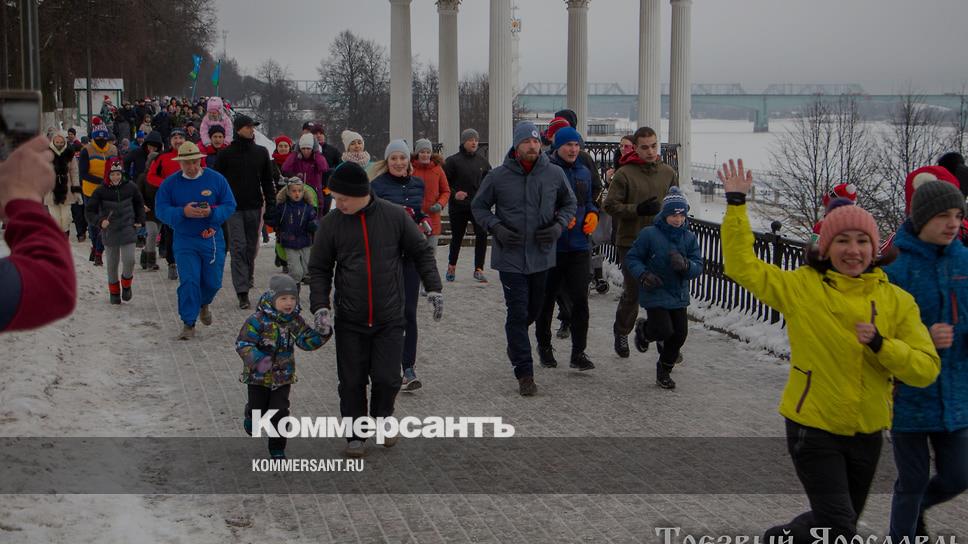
[
  {"xmin": 821, "ymin": 183, "xmax": 857, "ymax": 208},
  {"xmin": 545, "ymin": 117, "xmax": 570, "ymax": 141},
  {"xmin": 818, "ymin": 205, "xmax": 880, "ymax": 260},
  {"xmin": 274, "ymin": 135, "xmax": 293, "ymax": 149},
  {"xmin": 904, "ymin": 166, "xmax": 959, "ymax": 214}
]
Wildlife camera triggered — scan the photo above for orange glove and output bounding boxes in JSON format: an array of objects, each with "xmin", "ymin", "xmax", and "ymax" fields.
[
  {"xmin": 582, "ymin": 212, "xmax": 599, "ymax": 235},
  {"xmin": 567, "ymin": 217, "xmax": 577, "ymax": 230}
]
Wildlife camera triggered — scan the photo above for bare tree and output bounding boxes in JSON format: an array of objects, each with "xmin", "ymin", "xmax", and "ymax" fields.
[
  {"xmin": 253, "ymin": 59, "xmax": 298, "ymax": 135},
  {"xmin": 867, "ymin": 92, "xmax": 948, "ymax": 231},
  {"xmin": 412, "ymin": 62, "xmax": 439, "ymax": 142},
  {"xmin": 318, "ymin": 30, "xmax": 390, "ymax": 152}
]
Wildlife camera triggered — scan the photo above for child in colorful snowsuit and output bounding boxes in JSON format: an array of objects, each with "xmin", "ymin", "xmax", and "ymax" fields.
[
  {"xmin": 883, "ymin": 181, "xmax": 968, "ymax": 540},
  {"xmin": 625, "ymin": 186, "xmax": 703, "ymax": 389},
  {"xmin": 236, "ymin": 274, "xmax": 326, "ymax": 459},
  {"xmin": 85, "ymin": 157, "xmax": 145, "ymax": 304},
  {"xmin": 271, "ymin": 178, "xmax": 318, "ymax": 285}
]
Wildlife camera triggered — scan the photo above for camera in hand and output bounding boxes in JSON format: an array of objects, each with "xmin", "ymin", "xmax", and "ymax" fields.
[{"xmin": 0, "ymin": 90, "xmax": 42, "ymax": 160}]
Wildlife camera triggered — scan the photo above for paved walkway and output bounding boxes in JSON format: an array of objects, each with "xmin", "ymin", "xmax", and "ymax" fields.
[{"xmin": 1, "ymin": 237, "xmax": 966, "ymax": 543}]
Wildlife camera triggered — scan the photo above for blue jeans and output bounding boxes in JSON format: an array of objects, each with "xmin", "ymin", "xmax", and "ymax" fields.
[
  {"xmin": 498, "ymin": 270, "xmax": 549, "ymax": 379},
  {"xmin": 890, "ymin": 428, "xmax": 968, "ymax": 539}
]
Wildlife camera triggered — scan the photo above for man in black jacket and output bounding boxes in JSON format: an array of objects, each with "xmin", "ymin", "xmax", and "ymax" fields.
[
  {"xmin": 123, "ymin": 130, "xmax": 163, "ymax": 181},
  {"xmin": 443, "ymin": 128, "xmax": 491, "ymax": 282},
  {"xmin": 214, "ymin": 114, "xmax": 277, "ymax": 309},
  {"xmin": 308, "ymin": 162, "xmax": 443, "ymax": 459}
]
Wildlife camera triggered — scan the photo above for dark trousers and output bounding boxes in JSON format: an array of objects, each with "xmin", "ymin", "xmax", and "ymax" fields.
[
  {"xmin": 334, "ymin": 319, "xmax": 404, "ymax": 441},
  {"xmin": 536, "ymin": 251, "xmax": 591, "ymax": 354},
  {"xmin": 447, "ymin": 207, "xmax": 487, "ymax": 270},
  {"xmin": 765, "ymin": 419, "xmax": 883, "ymax": 544},
  {"xmin": 246, "ymin": 384, "xmax": 291, "ymax": 452},
  {"xmin": 499, "ymin": 270, "xmax": 549, "ymax": 379},
  {"xmin": 159, "ymin": 224, "xmax": 175, "ymax": 265},
  {"xmin": 613, "ymin": 246, "xmax": 639, "ymax": 336},
  {"xmin": 402, "ymin": 260, "xmax": 420, "ymax": 370},
  {"xmin": 70, "ymin": 200, "xmax": 87, "ymax": 239},
  {"xmin": 643, "ymin": 307, "xmax": 689, "ymax": 366},
  {"xmin": 226, "ymin": 208, "xmax": 263, "ymax": 294},
  {"xmin": 82, "ymin": 194, "xmax": 104, "ymax": 254},
  {"xmin": 890, "ymin": 428, "xmax": 968, "ymax": 539},
  {"xmin": 556, "ymin": 293, "xmax": 573, "ymax": 323}
]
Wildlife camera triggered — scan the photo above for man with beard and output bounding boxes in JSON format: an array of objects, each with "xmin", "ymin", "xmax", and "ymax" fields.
[{"xmin": 471, "ymin": 122, "xmax": 576, "ymax": 396}]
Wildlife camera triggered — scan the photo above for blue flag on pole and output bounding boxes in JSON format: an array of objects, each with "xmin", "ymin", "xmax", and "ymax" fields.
[
  {"xmin": 189, "ymin": 54, "xmax": 202, "ymax": 80},
  {"xmin": 211, "ymin": 59, "xmax": 221, "ymax": 87}
]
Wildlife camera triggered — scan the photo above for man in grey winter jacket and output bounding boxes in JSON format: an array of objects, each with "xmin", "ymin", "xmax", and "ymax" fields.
[{"xmin": 472, "ymin": 122, "xmax": 576, "ymax": 396}]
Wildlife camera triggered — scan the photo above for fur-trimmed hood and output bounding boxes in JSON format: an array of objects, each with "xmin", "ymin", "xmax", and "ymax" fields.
[{"xmin": 276, "ymin": 185, "xmax": 314, "ymax": 205}]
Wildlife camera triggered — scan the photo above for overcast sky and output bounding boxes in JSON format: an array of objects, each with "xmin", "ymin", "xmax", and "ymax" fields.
[{"xmin": 215, "ymin": 0, "xmax": 968, "ymax": 95}]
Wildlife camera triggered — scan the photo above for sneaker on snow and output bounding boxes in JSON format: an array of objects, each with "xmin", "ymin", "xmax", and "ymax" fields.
[
  {"xmin": 269, "ymin": 449, "xmax": 286, "ymax": 460},
  {"xmin": 473, "ymin": 268, "xmax": 488, "ymax": 283},
  {"xmin": 178, "ymin": 324, "xmax": 195, "ymax": 340},
  {"xmin": 537, "ymin": 345, "xmax": 558, "ymax": 368},
  {"xmin": 199, "ymin": 305, "xmax": 213, "ymax": 326},
  {"xmin": 656, "ymin": 360, "xmax": 676, "ymax": 389},
  {"xmin": 518, "ymin": 376, "xmax": 537, "ymax": 396},
  {"xmin": 167, "ymin": 263, "xmax": 178, "ymax": 280},
  {"xmin": 614, "ymin": 333, "xmax": 630, "ymax": 358},
  {"xmin": 569, "ymin": 352, "xmax": 595, "ymax": 371},
  {"xmin": 656, "ymin": 375, "xmax": 676, "ymax": 389},
  {"xmin": 555, "ymin": 321, "xmax": 570, "ymax": 339},
  {"xmin": 634, "ymin": 318, "xmax": 650, "ymax": 353},
  {"xmin": 402, "ymin": 367, "xmax": 422, "ymax": 391},
  {"xmin": 382, "ymin": 435, "xmax": 400, "ymax": 448},
  {"xmin": 238, "ymin": 292, "xmax": 250, "ymax": 310},
  {"xmin": 93, "ymin": 253, "xmax": 103, "ymax": 266},
  {"xmin": 445, "ymin": 266, "xmax": 456, "ymax": 282},
  {"xmin": 344, "ymin": 440, "xmax": 366, "ymax": 458}
]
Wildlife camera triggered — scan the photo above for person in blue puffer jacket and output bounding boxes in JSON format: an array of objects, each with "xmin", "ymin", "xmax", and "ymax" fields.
[
  {"xmin": 369, "ymin": 139, "xmax": 434, "ymax": 392},
  {"xmin": 883, "ymin": 180, "xmax": 968, "ymax": 540},
  {"xmin": 534, "ymin": 127, "xmax": 598, "ymax": 372},
  {"xmin": 268, "ymin": 177, "xmax": 318, "ymax": 286},
  {"xmin": 624, "ymin": 186, "xmax": 703, "ymax": 389}
]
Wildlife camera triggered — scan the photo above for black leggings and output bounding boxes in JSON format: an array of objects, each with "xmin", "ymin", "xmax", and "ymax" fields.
[{"xmin": 246, "ymin": 384, "xmax": 291, "ymax": 452}]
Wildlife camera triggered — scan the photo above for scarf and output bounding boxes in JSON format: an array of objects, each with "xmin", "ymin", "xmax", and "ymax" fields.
[
  {"xmin": 341, "ymin": 150, "xmax": 371, "ymax": 168},
  {"xmin": 272, "ymin": 151, "xmax": 289, "ymax": 167}
]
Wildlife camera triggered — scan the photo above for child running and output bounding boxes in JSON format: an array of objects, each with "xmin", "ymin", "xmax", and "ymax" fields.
[
  {"xmin": 85, "ymin": 157, "xmax": 145, "ymax": 304},
  {"xmin": 626, "ymin": 186, "xmax": 703, "ymax": 389},
  {"xmin": 236, "ymin": 274, "xmax": 326, "ymax": 459},
  {"xmin": 271, "ymin": 177, "xmax": 318, "ymax": 286},
  {"xmin": 718, "ymin": 158, "xmax": 940, "ymax": 543}
]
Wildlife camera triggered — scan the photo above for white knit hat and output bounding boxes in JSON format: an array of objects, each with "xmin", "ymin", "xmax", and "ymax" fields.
[
  {"xmin": 342, "ymin": 130, "xmax": 363, "ymax": 150},
  {"xmin": 298, "ymin": 133, "xmax": 315, "ymax": 149}
]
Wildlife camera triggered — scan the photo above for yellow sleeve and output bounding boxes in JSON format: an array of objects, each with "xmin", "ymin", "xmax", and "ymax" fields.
[
  {"xmin": 875, "ymin": 289, "xmax": 941, "ymax": 387},
  {"xmin": 721, "ymin": 203, "xmax": 803, "ymax": 316}
]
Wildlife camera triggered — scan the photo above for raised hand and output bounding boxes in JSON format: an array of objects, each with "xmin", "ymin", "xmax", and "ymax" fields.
[{"xmin": 716, "ymin": 159, "xmax": 754, "ymax": 195}]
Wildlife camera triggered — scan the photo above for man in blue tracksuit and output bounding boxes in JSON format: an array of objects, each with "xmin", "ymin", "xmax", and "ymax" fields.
[{"xmin": 155, "ymin": 141, "xmax": 237, "ymax": 339}]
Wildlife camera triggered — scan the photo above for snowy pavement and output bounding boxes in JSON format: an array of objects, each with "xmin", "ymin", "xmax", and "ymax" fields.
[{"xmin": 1, "ymin": 236, "xmax": 966, "ymax": 543}]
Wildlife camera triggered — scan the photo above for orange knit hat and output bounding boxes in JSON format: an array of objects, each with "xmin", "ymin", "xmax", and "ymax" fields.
[{"xmin": 818, "ymin": 205, "xmax": 880, "ymax": 259}]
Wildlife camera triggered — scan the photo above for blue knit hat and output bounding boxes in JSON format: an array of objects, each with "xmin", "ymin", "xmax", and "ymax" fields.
[
  {"xmin": 513, "ymin": 122, "xmax": 541, "ymax": 148},
  {"xmin": 553, "ymin": 126, "xmax": 583, "ymax": 149},
  {"xmin": 660, "ymin": 186, "xmax": 689, "ymax": 217}
]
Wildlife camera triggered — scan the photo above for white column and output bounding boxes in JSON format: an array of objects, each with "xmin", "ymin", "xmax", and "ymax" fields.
[
  {"xmin": 669, "ymin": 0, "xmax": 692, "ymax": 184},
  {"xmin": 566, "ymin": 0, "xmax": 589, "ymax": 134},
  {"xmin": 437, "ymin": 1, "xmax": 461, "ymax": 154},
  {"xmin": 638, "ymin": 0, "xmax": 661, "ymax": 135},
  {"xmin": 389, "ymin": 0, "xmax": 413, "ymax": 143},
  {"xmin": 488, "ymin": 0, "xmax": 513, "ymax": 166}
]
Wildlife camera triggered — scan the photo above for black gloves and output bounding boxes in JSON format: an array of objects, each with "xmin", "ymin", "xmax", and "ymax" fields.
[
  {"xmin": 636, "ymin": 197, "xmax": 660, "ymax": 217},
  {"xmin": 669, "ymin": 252, "xmax": 689, "ymax": 274},
  {"xmin": 639, "ymin": 272, "xmax": 663, "ymax": 289},
  {"xmin": 491, "ymin": 223, "xmax": 523, "ymax": 248},
  {"xmin": 535, "ymin": 223, "xmax": 563, "ymax": 246}
]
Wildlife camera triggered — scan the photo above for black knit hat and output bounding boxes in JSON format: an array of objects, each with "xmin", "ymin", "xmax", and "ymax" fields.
[
  {"xmin": 911, "ymin": 180, "xmax": 966, "ymax": 233},
  {"xmin": 554, "ymin": 109, "xmax": 578, "ymax": 129},
  {"xmin": 328, "ymin": 162, "xmax": 370, "ymax": 197},
  {"xmin": 232, "ymin": 114, "xmax": 259, "ymax": 132}
]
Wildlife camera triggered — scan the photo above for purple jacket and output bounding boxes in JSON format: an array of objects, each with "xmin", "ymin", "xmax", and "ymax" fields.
[{"xmin": 281, "ymin": 151, "xmax": 329, "ymax": 196}]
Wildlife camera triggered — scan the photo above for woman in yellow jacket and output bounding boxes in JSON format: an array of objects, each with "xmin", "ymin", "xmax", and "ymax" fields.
[{"xmin": 718, "ymin": 159, "xmax": 940, "ymax": 542}]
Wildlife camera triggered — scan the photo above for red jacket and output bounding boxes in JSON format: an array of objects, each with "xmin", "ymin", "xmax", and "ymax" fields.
[
  {"xmin": 0, "ymin": 200, "xmax": 77, "ymax": 332},
  {"xmin": 412, "ymin": 158, "xmax": 451, "ymax": 235},
  {"xmin": 147, "ymin": 149, "xmax": 206, "ymax": 188}
]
